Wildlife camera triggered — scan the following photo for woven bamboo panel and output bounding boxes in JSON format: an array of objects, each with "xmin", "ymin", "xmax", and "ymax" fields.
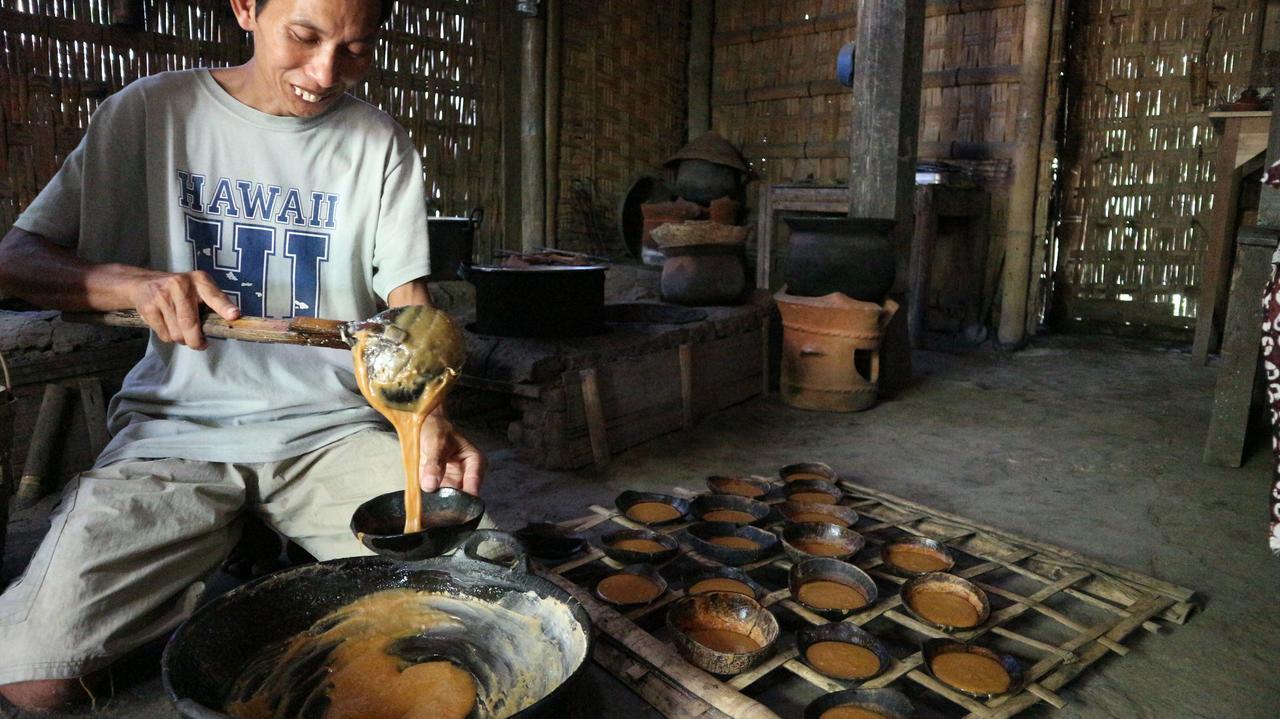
[
  {"xmin": 554, "ymin": 0, "xmax": 688, "ymax": 255},
  {"xmin": 537, "ymin": 476, "xmax": 1196, "ymax": 719},
  {"xmin": 1056, "ymin": 0, "xmax": 1263, "ymax": 336},
  {"xmin": 0, "ymin": 0, "xmax": 504, "ymax": 261}
]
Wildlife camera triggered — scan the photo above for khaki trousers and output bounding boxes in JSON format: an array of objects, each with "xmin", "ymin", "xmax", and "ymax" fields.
[{"xmin": 0, "ymin": 429, "xmax": 463, "ymax": 684}]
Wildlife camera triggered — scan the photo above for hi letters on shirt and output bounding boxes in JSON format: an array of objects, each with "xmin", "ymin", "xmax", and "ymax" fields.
[{"xmin": 176, "ymin": 169, "xmax": 336, "ymax": 319}]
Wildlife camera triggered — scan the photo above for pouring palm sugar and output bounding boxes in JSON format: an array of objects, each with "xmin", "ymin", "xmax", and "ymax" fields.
[{"xmin": 344, "ymin": 306, "xmax": 467, "ymax": 534}]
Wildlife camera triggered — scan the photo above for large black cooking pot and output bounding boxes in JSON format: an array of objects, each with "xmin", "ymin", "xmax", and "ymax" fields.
[
  {"xmin": 459, "ymin": 264, "xmax": 607, "ymax": 338},
  {"xmin": 162, "ymin": 531, "xmax": 593, "ymax": 719},
  {"xmin": 783, "ymin": 216, "xmax": 896, "ymax": 301}
]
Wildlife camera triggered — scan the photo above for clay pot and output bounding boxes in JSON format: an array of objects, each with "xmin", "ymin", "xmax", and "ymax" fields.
[
  {"xmin": 774, "ymin": 289, "xmax": 899, "ymax": 412},
  {"xmin": 709, "ymin": 196, "xmax": 741, "ymax": 224},
  {"xmin": 652, "ymin": 222, "xmax": 749, "ymax": 306},
  {"xmin": 783, "ymin": 217, "xmax": 896, "ymax": 301},
  {"xmin": 675, "ymin": 160, "xmax": 742, "ymax": 205},
  {"xmin": 640, "ymin": 199, "xmax": 705, "ymax": 266}
]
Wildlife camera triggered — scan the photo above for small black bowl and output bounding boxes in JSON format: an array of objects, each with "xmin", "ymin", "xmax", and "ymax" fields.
[
  {"xmin": 776, "ymin": 501, "xmax": 860, "ymax": 528},
  {"xmin": 514, "ymin": 522, "xmax": 587, "ymax": 560},
  {"xmin": 922, "ymin": 639, "xmax": 1024, "ymax": 699},
  {"xmin": 690, "ymin": 494, "xmax": 771, "ymax": 525},
  {"xmin": 780, "ymin": 522, "xmax": 866, "ymax": 564},
  {"xmin": 685, "ymin": 522, "xmax": 779, "ymax": 566},
  {"xmin": 595, "ymin": 563, "xmax": 670, "ymax": 607},
  {"xmin": 789, "ymin": 557, "xmax": 879, "ymax": 618},
  {"xmin": 803, "ymin": 688, "xmax": 914, "ymax": 719},
  {"xmin": 900, "ymin": 572, "xmax": 990, "ymax": 632},
  {"xmin": 779, "ymin": 461, "xmax": 838, "ymax": 484},
  {"xmin": 350, "ymin": 487, "xmax": 484, "ymax": 561},
  {"xmin": 615, "ymin": 490, "xmax": 691, "ymax": 526},
  {"xmin": 796, "ymin": 622, "xmax": 892, "ymax": 682},
  {"xmin": 705, "ymin": 475, "xmax": 774, "ymax": 499},
  {"xmin": 880, "ymin": 535, "xmax": 955, "ymax": 577},
  {"xmin": 667, "ymin": 592, "xmax": 779, "ymax": 675},
  {"xmin": 682, "ymin": 566, "xmax": 768, "ymax": 602},
  {"xmin": 783, "ymin": 479, "xmax": 843, "ymax": 505},
  {"xmin": 598, "ymin": 528, "xmax": 681, "ymax": 565}
]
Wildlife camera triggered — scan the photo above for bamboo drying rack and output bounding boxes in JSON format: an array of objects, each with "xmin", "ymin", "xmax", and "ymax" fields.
[{"xmin": 532, "ymin": 476, "xmax": 1197, "ymax": 719}]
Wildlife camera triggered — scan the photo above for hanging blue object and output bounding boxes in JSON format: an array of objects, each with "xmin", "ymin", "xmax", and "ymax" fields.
[{"xmin": 836, "ymin": 41, "xmax": 856, "ymax": 87}]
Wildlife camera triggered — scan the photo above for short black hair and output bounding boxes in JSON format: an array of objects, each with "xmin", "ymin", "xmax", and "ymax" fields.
[{"xmin": 253, "ymin": 0, "xmax": 394, "ymax": 26}]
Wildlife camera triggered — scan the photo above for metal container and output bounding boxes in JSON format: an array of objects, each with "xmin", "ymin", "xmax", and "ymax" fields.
[
  {"xmin": 804, "ymin": 689, "xmax": 913, "ymax": 719},
  {"xmin": 780, "ymin": 522, "xmax": 866, "ymax": 564},
  {"xmin": 796, "ymin": 622, "xmax": 891, "ymax": 681},
  {"xmin": 426, "ymin": 208, "xmax": 482, "ymax": 280},
  {"xmin": 782, "ymin": 216, "xmax": 896, "ymax": 301},
  {"xmin": 690, "ymin": 494, "xmax": 771, "ymax": 525},
  {"xmin": 685, "ymin": 522, "xmax": 779, "ymax": 566},
  {"xmin": 789, "ymin": 558, "xmax": 879, "ymax": 620},
  {"xmin": 900, "ymin": 572, "xmax": 991, "ymax": 632},
  {"xmin": 163, "ymin": 531, "xmax": 593, "ymax": 719},
  {"xmin": 598, "ymin": 528, "xmax": 681, "ymax": 565},
  {"xmin": 460, "ymin": 263, "xmax": 607, "ymax": 338}
]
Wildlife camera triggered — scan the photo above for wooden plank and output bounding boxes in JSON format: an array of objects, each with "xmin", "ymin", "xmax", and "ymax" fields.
[
  {"xmin": 579, "ymin": 369, "xmax": 610, "ymax": 468},
  {"xmin": 593, "ymin": 640, "xmax": 731, "ymax": 719},
  {"xmin": 77, "ymin": 377, "xmax": 109, "ymax": 459}
]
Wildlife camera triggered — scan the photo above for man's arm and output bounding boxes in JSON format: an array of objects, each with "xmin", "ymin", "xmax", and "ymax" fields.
[
  {"xmin": 385, "ymin": 277, "xmax": 433, "ymax": 309},
  {"xmin": 0, "ymin": 227, "xmax": 240, "ymax": 349}
]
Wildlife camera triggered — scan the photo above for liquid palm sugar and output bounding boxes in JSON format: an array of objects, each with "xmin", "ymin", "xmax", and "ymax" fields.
[
  {"xmin": 708, "ymin": 536, "xmax": 760, "ymax": 550},
  {"xmin": 226, "ymin": 590, "xmax": 476, "ymax": 719},
  {"xmin": 790, "ymin": 539, "xmax": 851, "ymax": 557},
  {"xmin": 931, "ymin": 651, "xmax": 1012, "ymax": 694},
  {"xmin": 819, "ymin": 707, "xmax": 890, "ymax": 719},
  {"xmin": 790, "ymin": 512, "xmax": 847, "ymax": 526},
  {"xmin": 611, "ymin": 538, "xmax": 669, "ymax": 554},
  {"xmin": 805, "ymin": 641, "xmax": 881, "ymax": 680},
  {"xmin": 784, "ymin": 471, "xmax": 830, "ymax": 483},
  {"xmin": 909, "ymin": 589, "xmax": 981, "ymax": 627},
  {"xmin": 788, "ymin": 491, "xmax": 837, "ymax": 504},
  {"xmin": 688, "ymin": 577, "xmax": 755, "ymax": 597},
  {"xmin": 597, "ymin": 573, "xmax": 663, "ymax": 605},
  {"xmin": 348, "ymin": 306, "xmax": 466, "ymax": 534},
  {"xmin": 703, "ymin": 509, "xmax": 757, "ymax": 523},
  {"xmin": 795, "ymin": 580, "xmax": 868, "ymax": 611},
  {"xmin": 626, "ymin": 501, "xmax": 683, "ymax": 524},
  {"xmin": 686, "ymin": 628, "xmax": 761, "ymax": 653},
  {"xmin": 715, "ymin": 478, "xmax": 766, "ymax": 497},
  {"xmin": 885, "ymin": 545, "xmax": 950, "ymax": 573}
]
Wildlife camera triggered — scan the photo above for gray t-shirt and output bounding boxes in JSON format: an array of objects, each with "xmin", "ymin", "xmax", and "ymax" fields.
[{"xmin": 15, "ymin": 69, "xmax": 432, "ymax": 467}]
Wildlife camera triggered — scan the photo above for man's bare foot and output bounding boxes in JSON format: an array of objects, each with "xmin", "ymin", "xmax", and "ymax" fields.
[{"xmin": 0, "ymin": 678, "xmax": 96, "ymax": 714}]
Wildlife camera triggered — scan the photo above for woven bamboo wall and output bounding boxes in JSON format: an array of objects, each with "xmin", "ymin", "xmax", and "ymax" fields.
[
  {"xmin": 712, "ymin": 0, "xmax": 1029, "ymax": 288},
  {"xmin": 554, "ymin": 0, "xmax": 689, "ymax": 255},
  {"xmin": 1057, "ymin": 0, "xmax": 1263, "ymax": 337},
  {"xmin": 0, "ymin": 0, "xmax": 505, "ymax": 261}
]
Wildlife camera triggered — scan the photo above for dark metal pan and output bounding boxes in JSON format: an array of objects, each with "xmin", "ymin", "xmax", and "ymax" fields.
[
  {"xmin": 690, "ymin": 494, "xmax": 771, "ymax": 525},
  {"xmin": 162, "ymin": 530, "xmax": 593, "ymax": 719},
  {"xmin": 350, "ymin": 487, "xmax": 485, "ymax": 561},
  {"xmin": 614, "ymin": 490, "xmax": 691, "ymax": 526},
  {"xmin": 803, "ymin": 688, "xmax": 914, "ymax": 719}
]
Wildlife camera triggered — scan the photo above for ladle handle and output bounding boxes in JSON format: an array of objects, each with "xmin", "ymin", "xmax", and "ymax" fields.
[
  {"xmin": 64, "ymin": 310, "xmax": 350, "ymax": 349},
  {"xmin": 459, "ymin": 529, "xmax": 529, "ymax": 574}
]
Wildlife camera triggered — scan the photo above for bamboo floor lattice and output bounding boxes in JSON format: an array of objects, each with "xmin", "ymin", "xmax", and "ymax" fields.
[{"xmin": 532, "ymin": 475, "xmax": 1197, "ymax": 719}]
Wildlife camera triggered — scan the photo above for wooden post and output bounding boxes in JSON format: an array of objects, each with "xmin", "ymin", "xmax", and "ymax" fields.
[
  {"xmin": 521, "ymin": 5, "xmax": 547, "ymax": 253},
  {"xmin": 997, "ymin": 0, "xmax": 1055, "ymax": 347},
  {"xmin": 908, "ymin": 185, "xmax": 936, "ymax": 348},
  {"xmin": 14, "ymin": 383, "xmax": 70, "ymax": 510},
  {"xmin": 78, "ymin": 378, "xmax": 109, "ymax": 459},
  {"xmin": 678, "ymin": 344, "xmax": 693, "ymax": 429},
  {"xmin": 1192, "ymin": 118, "xmax": 1245, "ymax": 364},
  {"xmin": 579, "ymin": 369, "xmax": 610, "ymax": 468},
  {"xmin": 687, "ymin": 0, "xmax": 714, "ymax": 140},
  {"xmin": 544, "ymin": 0, "xmax": 562, "ymax": 247},
  {"xmin": 847, "ymin": 0, "xmax": 925, "ymax": 223}
]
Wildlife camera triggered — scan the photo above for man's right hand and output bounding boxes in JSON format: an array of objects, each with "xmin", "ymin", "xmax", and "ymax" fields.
[{"xmin": 130, "ymin": 271, "xmax": 240, "ymax": 350}]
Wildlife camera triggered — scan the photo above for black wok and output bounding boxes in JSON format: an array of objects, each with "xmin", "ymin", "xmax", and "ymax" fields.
[{"xmin": 162, "ymin": 530, "xmax": 593, "ymax": 719}]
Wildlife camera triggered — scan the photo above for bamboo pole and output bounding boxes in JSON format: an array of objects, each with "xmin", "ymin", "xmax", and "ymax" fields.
[
  {"xmin": 997, "ymin": 0, "xmax": 1055, "ymax": 347},
  {"xmin": 544, "ymin": 0, "xmax": 561, "ymax": 247},
  {"xmin": 521, "ymin": 6, "xmax": 547, "ymax": 253},
  {"xmin": 1025, "ymin": 0, "xmax": 1069, "ymax": 337},
  {"xmin": 687, "ymin": 0, "xmax": 714, "ymax": 140}
]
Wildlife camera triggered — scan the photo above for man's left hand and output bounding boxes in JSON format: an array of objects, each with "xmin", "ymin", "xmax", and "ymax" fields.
[{"xmin": 417, "ymin": 409, "xmax": 486, "ymax": 495}]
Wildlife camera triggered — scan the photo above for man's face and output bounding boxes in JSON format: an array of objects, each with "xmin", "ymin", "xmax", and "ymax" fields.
[{"xmin": 242, "ymin": 0, "xmax": 379, "ymax": 117}]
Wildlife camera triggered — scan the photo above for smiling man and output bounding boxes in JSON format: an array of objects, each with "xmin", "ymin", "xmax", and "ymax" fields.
[{"xmin": 0, "ymin": 0, "xmax": 485, "ymax": 713}]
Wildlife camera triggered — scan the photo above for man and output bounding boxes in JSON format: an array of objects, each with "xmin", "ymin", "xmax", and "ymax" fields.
[{"xmin": 0, "ymin": 0, "xmax": 485, "ymax": 712}]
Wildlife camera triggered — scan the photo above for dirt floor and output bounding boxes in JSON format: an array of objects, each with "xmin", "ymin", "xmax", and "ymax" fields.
[{"xmin": 3, "ymin": 333, "xmax": 1278, "ymax": 718}]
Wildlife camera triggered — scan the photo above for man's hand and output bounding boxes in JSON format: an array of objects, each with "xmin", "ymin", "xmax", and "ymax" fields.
[
  {"xmin": 417, "ymin": 408, "xmax": 486, "ymax": 495},
  {"xmin": 130, "ymin": 270, "xmax": 240, "ymax": 349}
]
